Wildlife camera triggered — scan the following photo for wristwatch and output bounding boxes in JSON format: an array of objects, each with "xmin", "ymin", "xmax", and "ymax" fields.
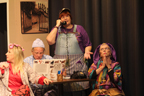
[
  {"xmin": 108, "ymin": 68, "xmax": 112, "ymax": 71},
  {"xmin": 54, "ymin": 26, "xmax": 59, "ymax": 29}
]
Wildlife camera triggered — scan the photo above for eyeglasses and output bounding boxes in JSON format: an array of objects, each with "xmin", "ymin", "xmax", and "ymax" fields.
[
  {"xmin": 100, "ymin": 47, "xmax": 110, "ymax": 51},
  {"xmin": 34, "ymin": 52, "xmax": 44, "ymax": 55}
]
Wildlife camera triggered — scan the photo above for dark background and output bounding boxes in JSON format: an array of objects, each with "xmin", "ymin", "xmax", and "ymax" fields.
[
  {"xmin": 49, "ymin": 0, "xmax": 144, "ymax": 96},
  {"xmin": 0, "ymin": 3, "xmax": 7, "ymax": 62},
  {"xmin": 0, "ymin": 0, "xmax": 144, "ymax": 96}
]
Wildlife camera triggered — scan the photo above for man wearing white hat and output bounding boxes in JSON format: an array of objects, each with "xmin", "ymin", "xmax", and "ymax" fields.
[
  {"xmin": 24, "ymin": 38, "xmax": 53, "ymax": 67},
  {"xmin": 24, "ymin": 38, "xmax": 55, "ymax": 95}
]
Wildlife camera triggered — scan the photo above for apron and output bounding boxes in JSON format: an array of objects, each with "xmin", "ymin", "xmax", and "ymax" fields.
[
  {"xmin": 53, "ymin": 25, "xmax": 89, "ymax": 91},
  {"xmin": 55, "ymin": 25, "xmax": 83, "ymax": 55}
]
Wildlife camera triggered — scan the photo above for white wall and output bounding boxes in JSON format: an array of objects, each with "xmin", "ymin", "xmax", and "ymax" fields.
[
  {"xmin": 8, "ymin": 0, "xmax": 50, "ymax": 58},
  {"xmin": 0, "ymin": 0, "xmax": 8, "ymax": 3}
]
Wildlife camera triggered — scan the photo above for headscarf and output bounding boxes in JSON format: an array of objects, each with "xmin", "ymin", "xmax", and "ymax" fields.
[{"xmin": 93, "ymin": 43, "xmax": 117, "ymax": 65}]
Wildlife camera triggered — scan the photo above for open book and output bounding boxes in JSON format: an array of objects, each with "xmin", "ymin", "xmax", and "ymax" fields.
[{"xmin": 33, "ymin": 59, "xmax": 66, "ymax": 80}]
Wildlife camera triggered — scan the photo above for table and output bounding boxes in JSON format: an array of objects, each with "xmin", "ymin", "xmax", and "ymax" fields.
[{"xmin": 51, "ymin": 78, "xmax": 95, "ymax": 96}]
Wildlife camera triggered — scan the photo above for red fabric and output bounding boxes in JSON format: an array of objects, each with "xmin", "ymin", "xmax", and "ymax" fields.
[
  {"xmin": 13, "ymin": 85, "xmax": 30, "ymax": 96},
  {"xmin": 4, "ymin": 62, "xmax": 46, "ymax": 94},
  {"xmin": 0, "ymin": 68, "xmax": 4, "ymax": 75},
  {"xmin": 8, "ymin": 63, "xmax": 23, "ymax": 94},
  {"xmin": 38, "ymin": 76, "xmax": 46, "ymax": 85}
]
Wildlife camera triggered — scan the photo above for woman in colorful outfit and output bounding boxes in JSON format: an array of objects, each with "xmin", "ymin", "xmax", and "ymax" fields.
[
  {"xmin": 46, "ymin": 8, "xmax": 93, "ymax": 96},
  {"xmin": 88, "ymin": 43, "xmax": 125, "ymax": 96},
  {"xmin": 0, "ymin": 43, "xmax": 52, "ymax": 96}
]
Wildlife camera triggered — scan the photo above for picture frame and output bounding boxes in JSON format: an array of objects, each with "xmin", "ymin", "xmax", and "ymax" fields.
[{"xmin": 21, "ymin": 1, "xmax": 49, "ymax": 34}]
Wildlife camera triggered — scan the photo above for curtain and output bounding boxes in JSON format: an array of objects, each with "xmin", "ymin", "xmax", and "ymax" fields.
[
  {"xmin": 49, "ymin": 0, "xmax": 144, "ymax": 95},
  {"xmin": 0, "ymin": 3, "xmax": 7, "ymax": 62}
]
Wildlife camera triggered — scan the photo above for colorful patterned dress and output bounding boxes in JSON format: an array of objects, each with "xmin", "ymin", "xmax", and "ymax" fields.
[{"xmin": 88, "ymin": 60, "xmax": 122, "ymax": 91}]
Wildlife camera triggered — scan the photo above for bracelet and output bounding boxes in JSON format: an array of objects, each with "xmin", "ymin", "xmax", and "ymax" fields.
[
  {"xmin": 108, "ymin": 68, "xmax": 112, "ymax": 71},
  {"xmin": 54, "ymin": 26, "xmax": 59, "ymax": 29}
]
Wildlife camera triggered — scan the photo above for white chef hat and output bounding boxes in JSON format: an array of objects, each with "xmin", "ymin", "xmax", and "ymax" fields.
[{"xmin": 32, "ymin": 38, "xmax": 45, "ymax": 48}]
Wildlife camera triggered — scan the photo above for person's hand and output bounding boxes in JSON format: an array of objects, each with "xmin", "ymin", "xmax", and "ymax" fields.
[
  {"xmin": 43, "ymin": 78, "xmax": 53, "ymax": 85},
  {"xmin": 102, "ymin": 56, "xmax": 107, "ymax": 68},
  {"xmin": 103, "ymin": 55, "xmax": 111, "ymax": 69},
  {"xmin": 84, "ymin": 52, "xmax": 93, "ymax": 59},
  {"xmin": 62, "ymin": 69, "xmax": 67, "ymax": 77},
  {"xmin": 0, "ymin": 62, "xmax": 9, "ymax": 69},
  {"xmin": 56, "ymin": 19, "xmax": 61, "ymax": 27}
]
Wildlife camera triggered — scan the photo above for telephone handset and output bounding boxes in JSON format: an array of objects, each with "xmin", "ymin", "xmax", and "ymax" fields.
[{"xmin": 60, "ymin": 21, "xmax": 67, "ymax": 25}]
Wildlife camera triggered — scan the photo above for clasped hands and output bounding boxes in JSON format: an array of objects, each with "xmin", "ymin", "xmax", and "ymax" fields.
[{"xmin": 102, "ymin": 56, "xmax": 112, "ymax": 72}]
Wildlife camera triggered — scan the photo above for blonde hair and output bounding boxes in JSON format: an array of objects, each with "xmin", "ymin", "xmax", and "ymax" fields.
[
  {"xmin": 101, "ymin": 43, "xmax": 107, "ymax": 46},
  {"xmin": 100, "ymin": 43, "xmax": 111, "ymax": 51},
  {"xmin": 11, "ymin": 45, "xmax": 24, "ymax": 74}
]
